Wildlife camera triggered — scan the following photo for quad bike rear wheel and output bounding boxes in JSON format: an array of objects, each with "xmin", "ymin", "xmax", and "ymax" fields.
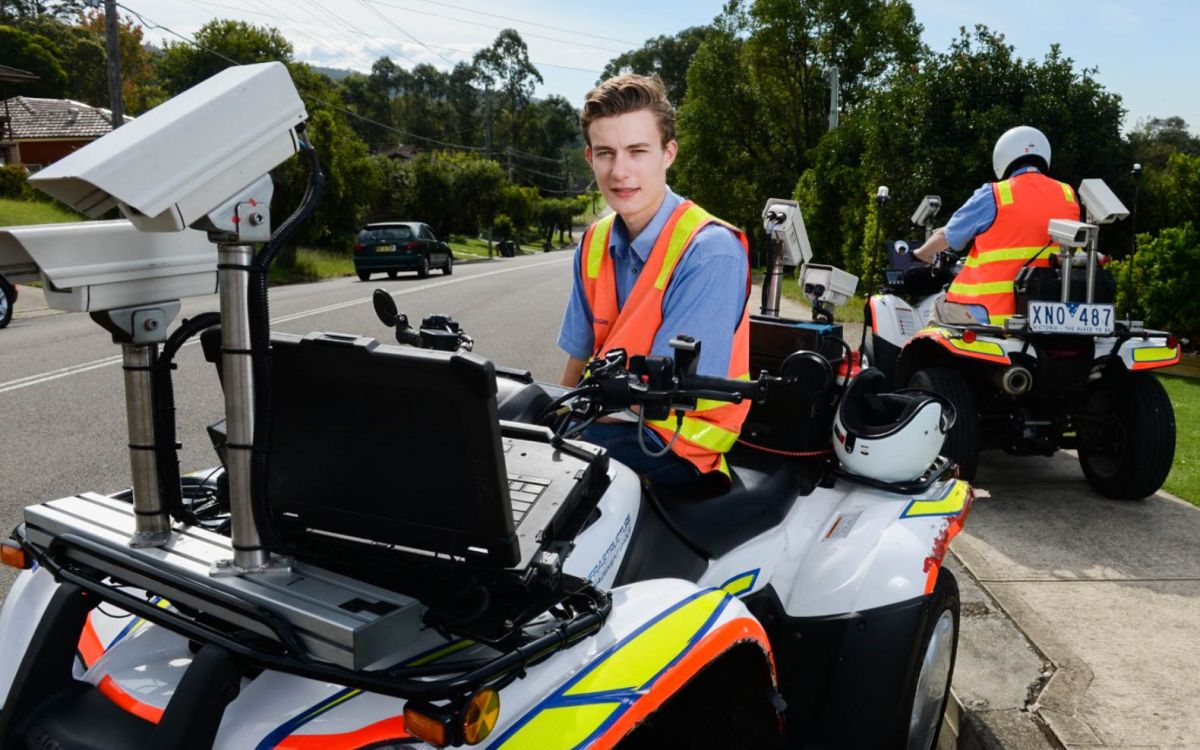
[
  {"xmin": 1077, "ymin": 371, "xmax": 1175, "ymax": 500},
  {"xmin": 909, "ymin": 367, "xmax": 979, "ymax": 481},
  {"xmin": 904, "ymin": 569, "xmax": 960, "ymax": 750}
]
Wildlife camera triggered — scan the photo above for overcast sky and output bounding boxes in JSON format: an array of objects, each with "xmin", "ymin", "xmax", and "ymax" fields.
[{"xmin": 125, "ymin": 0, "xmax": 1198, "ymax": 132}]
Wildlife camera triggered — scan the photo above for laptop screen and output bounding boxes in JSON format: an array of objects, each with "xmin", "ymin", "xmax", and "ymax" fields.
[{"xmin": 266, "ymin": 332, "xmax": 520, "ymax": 568}]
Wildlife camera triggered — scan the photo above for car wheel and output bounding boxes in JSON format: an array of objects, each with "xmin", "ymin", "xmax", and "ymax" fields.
[
  {"xmin": 909, "ymin": 367, "xmax": 979, "ymax": 481},
  {"xmin": 443, "ymin": 253, "xmax": 453, "ymax": 275},
  {"xmin": 387, "ymin": 270, "xmax": 399, "ymax": 279},
  {"xmin": 417, "ymin": 255, "xmax": 430, "ymax": 278},
  {"xmin": 357, "ymin": 270, "xmax": 371, "ymax": 281},
  {"xmin": 0, "ymin": 275, "xmax": 14, "ymax": 329},
  {"xmin": 1077, "ymin": 370, "xmax": 1175, "ymax": 500},
  {"xmin": 903, "ymin": 569, "xmax": 959, "ymax": 750}
]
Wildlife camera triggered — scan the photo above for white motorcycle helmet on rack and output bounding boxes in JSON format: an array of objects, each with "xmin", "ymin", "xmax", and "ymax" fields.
[
  {"xmin": 833, "ymin": 369, "xmax": 956, "ymax": 483},
  {"xmin": 993, "ymin": 125, "xmax": 1051, "ymax": 180}
]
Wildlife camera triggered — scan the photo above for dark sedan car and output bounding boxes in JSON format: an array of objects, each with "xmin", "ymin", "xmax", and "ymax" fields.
[{"xmin": 353, "ymin": 222, "xmax": 453, "ymax": 280}]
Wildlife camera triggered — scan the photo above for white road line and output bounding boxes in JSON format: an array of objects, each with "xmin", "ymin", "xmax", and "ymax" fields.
[{"xmin": 0, "ymin": 256, "xmax": 570, "ymax": 395}]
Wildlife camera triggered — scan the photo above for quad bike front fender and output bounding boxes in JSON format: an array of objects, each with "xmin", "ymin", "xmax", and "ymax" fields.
[{"xmin": 1105, "ymin": 335, "xmax": 1181, "ymax": 372}]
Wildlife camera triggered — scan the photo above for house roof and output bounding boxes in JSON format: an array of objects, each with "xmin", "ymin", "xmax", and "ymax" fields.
[{"xmin": 0, "ymin": 96, "xmax": 132, "ymax": 140}]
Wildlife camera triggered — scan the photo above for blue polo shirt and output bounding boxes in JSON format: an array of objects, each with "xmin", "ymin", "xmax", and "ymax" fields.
[
  {"xmin": 944, "ymin": 166, "xmax": 1041, "ymax": 251},
  {"xmin": 557, "ymin": 189, "xmax": 749, "ymax": 377}
]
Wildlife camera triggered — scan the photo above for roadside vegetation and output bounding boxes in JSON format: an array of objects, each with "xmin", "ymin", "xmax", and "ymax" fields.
[
  {"xmin": 1159, "ymin": 375, "xmax": 1200, "ymax": 505},
  {"xmin": 0, "ymin": 196, "xmax": 81, "ymax": 225}
]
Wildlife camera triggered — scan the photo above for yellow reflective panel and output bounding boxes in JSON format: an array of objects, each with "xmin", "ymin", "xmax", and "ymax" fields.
[
  {"xmin": 1133, "ymin": 346, "xmax": 1178, "ymax": 362},
  {"xmin": 566, "ymin": 590, "xmax": 726, "ymax": 695},
  {"xmin": 655, "ymin": 207, "xmax": 711, "ymax": 289},
  {"xmin": 722, "ymin": 573, "xmax": 756, "ymax": 596},
  {"xmin": 586, "ymin": 215, "xmax": 615, "ymax": 280},
  {"xmin": 947, "ymin": 337, "xmax": 1005, "ymax": 357},
  {"xmin": 903, "ymin": 480, "xmax": 969, "ymax": 518},
  {"xmin": 497, "ymin": 703, "xmax": 619, "ymax": 750},
  {"xmin": 996, "ymin": 180, "xmax": 1014, "ymax": 206}
]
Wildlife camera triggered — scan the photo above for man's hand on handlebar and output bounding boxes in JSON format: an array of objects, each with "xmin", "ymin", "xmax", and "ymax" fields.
[{"xmin": 911, "ymin": 226, "xmax": 950, "ymax": 264}]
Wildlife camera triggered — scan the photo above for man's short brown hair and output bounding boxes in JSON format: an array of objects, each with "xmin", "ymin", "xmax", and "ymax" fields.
[{"xmin": 580, "ymin": 74, "xmax": 676, "ymax": 147}]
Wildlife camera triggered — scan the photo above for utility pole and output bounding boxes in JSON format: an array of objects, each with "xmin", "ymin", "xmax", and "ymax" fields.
[
  {"xmin": 104, "ymin": 0, "xmax": 124, "ymax": 130},
  {"xmin": 826, "ymin": 65, "xmax": 839, "ymax": 131}
]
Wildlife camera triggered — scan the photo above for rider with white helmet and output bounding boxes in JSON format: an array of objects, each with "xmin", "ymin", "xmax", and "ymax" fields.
[{"xmin": 912, "ymin": 125, "xmax": 1080, "ymax": 324}]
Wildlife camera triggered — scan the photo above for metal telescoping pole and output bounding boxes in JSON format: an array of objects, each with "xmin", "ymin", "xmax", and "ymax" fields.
[
  {"xmin": 1085, "ymin": 239, "xmax": 1098, "ymax": 304},
  {"xmin": 218, "ymin": 243, "xmax": 268, "ymax": 571},
  {"xmin": 123, "ymin": 343, "xmax": 170, "ymax": 546},
  {"xmin": 761, "ymin": 239, "xmax": 783, "ymax": 317}
]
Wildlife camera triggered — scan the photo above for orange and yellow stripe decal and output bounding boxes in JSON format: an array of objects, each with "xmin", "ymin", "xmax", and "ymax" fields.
[
  {"xmin": 1130, "ymin": 344, "xmax": 1181, "ymax": 371},
  {"xmin": 491, "ymin": 588, "xmax": 773, "ymax": 749},
  {"xmin": 913, "ymin": 327, "xmax": 1010, "ymax": 365},
  {"xmin": 97, "ymin": 674, "xmax": 165, "ymax": 724}
]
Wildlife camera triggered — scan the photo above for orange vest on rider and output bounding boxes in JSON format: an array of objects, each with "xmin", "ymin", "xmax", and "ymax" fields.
[
  {"xmin": 579, "ymin": 201, "xmax": 751, "ymax": 478},
  {"xmin": 945, "ymin": 171, "xmax": 1080, "ymax": 322}
]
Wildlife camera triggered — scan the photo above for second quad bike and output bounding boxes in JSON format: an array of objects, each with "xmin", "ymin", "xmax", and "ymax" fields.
[{"xmin": 863, "ymin": 186, "xmax": 1179, "ymax": 498}]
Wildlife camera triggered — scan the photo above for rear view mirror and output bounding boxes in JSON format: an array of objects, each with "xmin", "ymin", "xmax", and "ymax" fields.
[{"xmin": 372, "ymin": 288, "xmax": 398, "ymax": 327}]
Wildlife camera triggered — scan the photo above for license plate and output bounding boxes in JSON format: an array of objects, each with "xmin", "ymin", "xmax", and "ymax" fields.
[
  {"xmin": 1028, "ymin": 301, "xmax": 1114, "ymax": 334},
  {"xmin": 375, "ymin": 244, "xmax": 395, "ymax": 253}
]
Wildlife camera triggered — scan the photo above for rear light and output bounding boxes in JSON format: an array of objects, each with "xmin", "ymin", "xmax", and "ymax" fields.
[
  {"xmin": 405, "ymin": 703, "xmax": 451, "ymax": 747},
  {"xmin": 1166, "ymin": 335, "xmax": 1179, "ymax": 350},
  {"xmin": 1, "ymin": 539, "xmax": 30, "ymax": 569},
  {"xmin": 353, "ymin": 243, "xmax": 365, "ymax": 254},
  {"xmin": 404, "ymin": 241, "xmax": 419, "ymax": 251},
  {"xmin": 961, "ymin": 329, "xmax": 977, "ymax": 343}
]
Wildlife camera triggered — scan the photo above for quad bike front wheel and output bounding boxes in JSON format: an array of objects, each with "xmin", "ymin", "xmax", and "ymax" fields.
[
  {"xmin": 1077, "ymin": 371, "xmax": 1175, "ymax": 500},
  {"xmin": 909, "ymin": 367, "xmax": 980, "ymax": 481},
  {"xmin": 904, "ymin": 569, "xmax": 960, "ymax": 750}
]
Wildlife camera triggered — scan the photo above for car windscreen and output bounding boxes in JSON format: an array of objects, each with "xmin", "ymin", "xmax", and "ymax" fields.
[{"xmin": 358, "ymin": 226, "xmax": 415, "ymax": 243}]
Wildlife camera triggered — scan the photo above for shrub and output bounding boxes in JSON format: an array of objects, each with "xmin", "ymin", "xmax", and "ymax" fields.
[
  {"xmin": 492, "ymin": 213, "xmax": 514, "ymax": 240},
  {"xmin": 0, "ymin": 165, "xmax": 34, "ymax": 200},
  {"xmin": 1110, "ymin": 222, "xmax": 1200, "ymax": 347}
]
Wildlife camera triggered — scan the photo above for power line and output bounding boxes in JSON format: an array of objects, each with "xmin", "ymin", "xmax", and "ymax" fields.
[
  {"xmin": 400, "ymin": 0, "xmax": 638, "ymax": 47},
  {"xmin": 354, "ymin": 0, "xmax": 458, "ymax": 68}
]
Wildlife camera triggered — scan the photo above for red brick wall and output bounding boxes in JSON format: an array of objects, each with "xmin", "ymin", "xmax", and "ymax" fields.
[{"xmin": 18, "ymin": 139, "xmax": 93, "ymax": 166}]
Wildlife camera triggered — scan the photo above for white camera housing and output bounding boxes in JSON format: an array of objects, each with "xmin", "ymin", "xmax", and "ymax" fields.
[
  {"xmin": 800, "ymin": 263, "xmax": 858, "ymax": 307},
  {"xmin": 761, "ymin": 199, "xmax": 813, "ymax": 265},
  {"xmin": 0, "ymin": 221, "xmax": 216, "ymax": 312},
  {"xmin": 1077, "ymin": 178, "xmax": 1129, "ymax": 225},
  {"xmin": 1047, "ymin": 219, "xmax": 1098, "ymax": 250},
  {"xmin": 29, "ymin": 62, "xmax": 306, "ymax": 233},
  {"xmin": 910, "ymin": 195, "xmax": 942, "ymax": 226}
]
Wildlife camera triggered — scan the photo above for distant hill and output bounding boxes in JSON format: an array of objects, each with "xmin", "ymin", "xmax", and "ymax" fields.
[{"xmin": 312, "ymin": 66, "xmax": 358, "ymax": 81}]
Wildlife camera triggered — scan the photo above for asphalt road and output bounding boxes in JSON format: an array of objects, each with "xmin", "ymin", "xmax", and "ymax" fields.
[{"xmin": 0, "ymin": 252, "xmax": 575, "ymax": 594}]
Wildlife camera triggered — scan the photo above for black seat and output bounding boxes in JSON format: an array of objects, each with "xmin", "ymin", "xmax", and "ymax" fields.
[{"xmin": 652, "ymin": 447, "xmax": 819, "ymax": 560}]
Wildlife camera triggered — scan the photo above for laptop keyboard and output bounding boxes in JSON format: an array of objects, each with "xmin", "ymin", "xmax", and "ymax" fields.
[{"xmin": 503, "ymin": 439, "xmax": 551, "ymax": 526}]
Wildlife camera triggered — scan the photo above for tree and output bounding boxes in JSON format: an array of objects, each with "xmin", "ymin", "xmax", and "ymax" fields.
[
  {"xmin": 674, "ymin": 0, "xmax": 923, "ymax": 237},
  {"xmin": 157, "ymin": 19, "xmax": 292, "ymax": 96},
  {"xmin": 0, "ymin": 25, "xmax": 67, "ymax": 98},
  {"xmin": 473, "ymin": 29, "xmax": 543, "ymax": 152},
  {"xmin": 77, "ymin": 10, "xmax": 162, "ymax": 113},
  {"xmin": 1128, "ymin": 118, "xmax": 1200, "ymax": 238},
  {"xmin": 600, "ymin": 26, "xmax": 713, "ymax": 104}
]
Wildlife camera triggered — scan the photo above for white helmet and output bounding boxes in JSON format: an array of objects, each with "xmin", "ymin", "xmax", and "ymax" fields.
[
  {"xmin": 832, "ymin": 369, "xmax": 955, "ymax": 483},
  {"xmin": 992, "ymin": 125, "xmax": 1051, "ymax": 180}
]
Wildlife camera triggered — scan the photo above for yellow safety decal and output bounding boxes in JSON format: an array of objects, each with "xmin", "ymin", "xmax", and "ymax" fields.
[
  {"xmin": 1062, "ymin": 183, "xmax": 1075, "ymax": 202},
  {"xmin": 1132, "ymin": 346, "xmax": 1178, "ymax": 363},
  {"xmin": 996, "ymin": 180, "xmax": 1014, "ymax": 206},
  {"xmin": 585, "ymin": 214, "xmax": 616, "ymax": 279},
  {"xmin": 948, "ymin": 279, "xmax": 1015, "ymax": 296},
  {"xmin": 720, "ymin": 569, "xmax": 760, "ymax": 596},
  {"xmin": 919, "ymin": 326, "xmax": 1007, "ymax": 358},
  {"xmin": 964, "ymin": 245, "xmax": 1047, "ymax": 268},
  {"xmin": 497, "ymin": 704, "xmax": 621, "ymax": 750},
  {"xmin": 565, "ymin": 589, "xmax": 728, "ymax": 696},
  {"xmin": 654, "ymin": 206, "xmax": 712, "ymax": 290},
  {"xmin": 902, "ymin": 480, "xmax": 970, "ymax": 518}
]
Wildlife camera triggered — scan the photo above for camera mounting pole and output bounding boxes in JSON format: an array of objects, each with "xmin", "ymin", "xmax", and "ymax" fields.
[
  {"xmin": 195, "ymin": 175, "xmax": 290, "ymax": 575},
  {"xmin": 91, "ymin": 302, "xmax": 181, "ymax": 547}
]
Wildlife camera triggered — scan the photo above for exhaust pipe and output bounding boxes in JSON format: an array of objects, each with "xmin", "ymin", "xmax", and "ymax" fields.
[{"xmin": 996, "ymin": 365, "xmax": 1033, "ymax": 396}]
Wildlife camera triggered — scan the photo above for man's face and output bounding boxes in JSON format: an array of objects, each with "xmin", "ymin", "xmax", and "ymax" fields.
[{"xmin": 585, "ymin": 109, "xmax": 678, "ymax": 225}]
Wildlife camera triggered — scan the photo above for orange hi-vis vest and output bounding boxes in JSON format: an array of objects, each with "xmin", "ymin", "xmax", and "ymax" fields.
[
  {"xmin": 945, "ymin": 171, "xmax": 1080, "ymax": 322},
  {"xmin": 580, "ymin": 200, "xmax": 751, "ymax": 478}
]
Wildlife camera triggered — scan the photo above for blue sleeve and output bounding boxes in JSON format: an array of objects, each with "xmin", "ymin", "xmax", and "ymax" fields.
[
  {"xmin": 652, "ymin": 224, "xmax": 749, "ymax": 377},
  {"xmin": 944, "ymin": 183, "xmax": 997, "ymax": 252},
  {"xmin": 557, "ymin": 241, "xmax": 595, "ymax": 360}
]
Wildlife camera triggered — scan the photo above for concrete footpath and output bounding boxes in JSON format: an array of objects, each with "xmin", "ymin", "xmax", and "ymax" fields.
[{"xmin": 760, "ymin": 287, "xmax": 1200, "ymax": 749}]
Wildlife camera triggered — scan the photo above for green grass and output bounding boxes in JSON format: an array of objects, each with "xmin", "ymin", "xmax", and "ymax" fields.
[
  {"xmin": 1159, "ymin": 374, "xmax": 1200, "ymax": 505},
  {"xmin": 268, "ymin": 248, "xmax": 354, "ymax": 284},
  {"xmin": 448, "ymin": 235, "xmax": 567, "ymax": 257},
  {"xmin": 0, "ymin": 197, "xmax": 83, "ymax": 226}
]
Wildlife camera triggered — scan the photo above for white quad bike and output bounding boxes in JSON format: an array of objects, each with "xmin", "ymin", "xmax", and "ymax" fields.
[
  {"xmin": 0, "ymin": 64, "xmax": 972, "ymax": 750},
  {"xmin": 863, "ymin": 186, "xmax": 1179, "ymax": 497}
]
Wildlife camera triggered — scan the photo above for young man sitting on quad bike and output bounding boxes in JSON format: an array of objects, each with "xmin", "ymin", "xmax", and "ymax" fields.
[
  {"xmin": 911, "ymin": 125, "xmax": 1080, "ymax": 325},
  {"xmin": 557, "ymin": 74, "xmax": 752, "ymax": 487}
]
